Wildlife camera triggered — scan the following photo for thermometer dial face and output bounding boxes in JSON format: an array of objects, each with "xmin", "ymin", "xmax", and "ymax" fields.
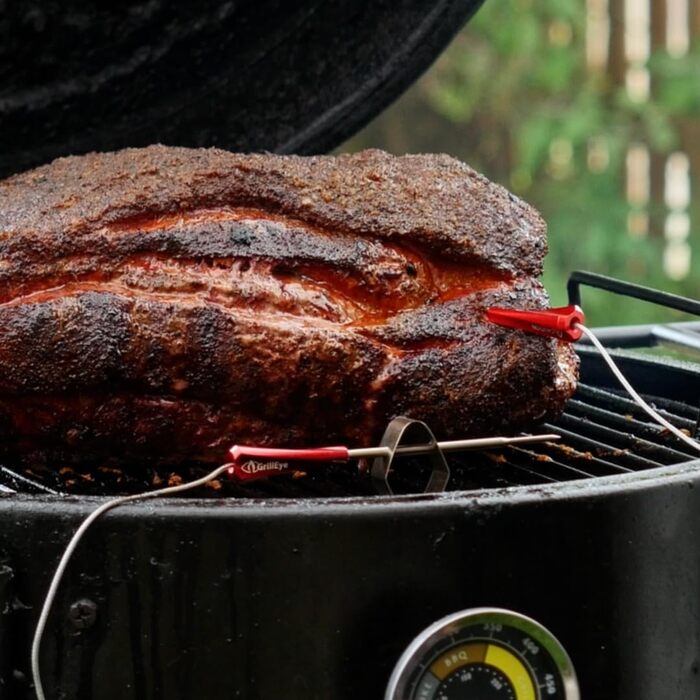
[{"xmin": 385, "ymin": 608, "xmax": 579, "ymax": 700}]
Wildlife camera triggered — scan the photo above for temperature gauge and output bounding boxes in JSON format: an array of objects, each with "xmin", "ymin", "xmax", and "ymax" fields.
[{"xmin": 385, "ymin": 608, "xmax": 579, "ymax": 700}]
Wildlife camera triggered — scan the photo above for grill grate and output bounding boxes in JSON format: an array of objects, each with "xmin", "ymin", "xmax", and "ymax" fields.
[
  {"xmin": 395, "ymin": 381, "xmax": 699, "ymax": 492},
  {"xmin": 2, "ymin": 380, "xmax": 698, "ymax": 499}
]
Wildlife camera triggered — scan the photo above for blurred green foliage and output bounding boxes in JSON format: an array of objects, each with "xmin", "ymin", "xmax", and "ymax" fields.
[
  {"xmin": 345, "ymin": 0, "xmax": 700, "ymax": 326},
  {"xmin": 652, "ymin": 49, "xmax": 700, "ymax": 115}
]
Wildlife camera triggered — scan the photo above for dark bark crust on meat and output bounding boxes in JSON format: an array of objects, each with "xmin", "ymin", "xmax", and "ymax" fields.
[
  {"xmin": 0, "ymin": 146, "xmax": 546, "ymax": 275},
  {"xmin": 0, "ymin": 146, "xmax": 577, "ymax": 467}
]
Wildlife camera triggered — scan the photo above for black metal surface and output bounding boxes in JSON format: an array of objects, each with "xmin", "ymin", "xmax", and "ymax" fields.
[
  {"xmin": 578, "ymin": 343, "xmax": 700, "ymax": 403},
  {"xmin": 0, "ymin": 0, "xmax": 484, "ymax": 178},
  {"xmin": 581, "ymin": 321, "xmax": 700, "ymax": 353},
  {"xmin": 568, "ymin": 270, "xmax": 700, "ymax": 317},
  {"xmin": 2, "ymin": 459, "xmax": 700, "ymax": 699},
  {"xmin": 0, "ymin": 551, "xmax": 13, "ymax": 696}
]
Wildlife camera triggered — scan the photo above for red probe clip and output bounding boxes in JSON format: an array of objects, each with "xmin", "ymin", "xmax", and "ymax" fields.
[
  {"xmin": 486, "ymin": 305, "xmax": 585, "ymax": 342},
  {"xmin": 227, "ymin": 445, "xmax": 350, "ymax": 482}
]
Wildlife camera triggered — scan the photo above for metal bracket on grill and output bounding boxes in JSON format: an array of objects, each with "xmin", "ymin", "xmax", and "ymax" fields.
[
  {"xmin": 568, "ymin": 271, "xmax": 700, "ymax": 318},
  {"xmin": 370, "ymin": 416, "xmax": 450, "ymax": 495}
]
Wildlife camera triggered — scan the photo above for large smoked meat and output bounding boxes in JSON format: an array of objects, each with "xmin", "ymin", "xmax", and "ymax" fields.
[{"xmin": 0, "ymin": 147, "xmax": 577, "ymax": 466}]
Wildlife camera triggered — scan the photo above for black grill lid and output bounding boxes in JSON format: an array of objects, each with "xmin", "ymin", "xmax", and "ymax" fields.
[{"xmin": 0, "ymin": 0, "xmax": 485, "ymax": 178}]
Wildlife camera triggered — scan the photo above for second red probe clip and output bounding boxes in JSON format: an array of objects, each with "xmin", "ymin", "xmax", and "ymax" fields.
[{"xmin": 486, "ymin": 304, "xmax": 585, "ymax": 342}]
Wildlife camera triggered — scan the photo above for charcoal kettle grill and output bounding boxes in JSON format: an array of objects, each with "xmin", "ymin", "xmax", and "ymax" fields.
[{"xmin": 2, "ymin": 3, "xmax": 700, "ymax": 700}]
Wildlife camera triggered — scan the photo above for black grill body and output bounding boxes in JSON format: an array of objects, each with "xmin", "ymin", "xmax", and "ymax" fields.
[{"xmin": 2, "ymin": 350, "xmax": 700, "ymax": 700}]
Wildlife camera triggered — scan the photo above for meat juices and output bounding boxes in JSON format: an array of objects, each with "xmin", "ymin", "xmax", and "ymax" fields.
[{"xmin": 0, "ymin": 146, "xmax": 577, "ymax": 466}]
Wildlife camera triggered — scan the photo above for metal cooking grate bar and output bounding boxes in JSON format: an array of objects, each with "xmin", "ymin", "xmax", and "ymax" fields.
[
  {"xmin": 504, "ymin": 447, "xmax": 599, "ymax": 481},
  {"xmin": 477, "ymin": 451, "xmax": 557, "ymax": 486},
  {"xmin": 552, "ymin": 413, "xmax": 691, "ymax": 465},
  {"xmin": 540, "ymin": 423, "xmax": 662, "ymax": 472},
  {"xmin": 566, "ymin": 399, "xmax": 686, "ymax": 442},
  {"xmin": 575, "ymin": 384, "xmax": 699, "ymax": 426},
  {"xmin": 494, "ymin": 448, "xmax": 560, "ymax": 484},
  {"xmin": 520, "ymin": 442, "xmax": 631, "ymax": 477},
  {"xmin": 0, "ymin": 466, "xmax": 59, "ymax": 495}
]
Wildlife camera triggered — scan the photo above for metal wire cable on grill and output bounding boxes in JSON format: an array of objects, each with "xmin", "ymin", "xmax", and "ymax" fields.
[
  {"xmin": 576, "ymin": 324, "xmax": 700, "ymax": 455},
  {"xmin": 30, "ymin": 462, "xmax": 233, "ymax": 700}
]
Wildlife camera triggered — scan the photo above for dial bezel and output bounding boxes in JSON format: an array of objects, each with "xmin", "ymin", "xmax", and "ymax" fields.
[{"xmin": 385, "ymin": 607, "xmax": 580, "ymax": 700}]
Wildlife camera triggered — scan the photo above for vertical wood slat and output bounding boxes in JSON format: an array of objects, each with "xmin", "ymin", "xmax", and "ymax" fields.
[
  {"xmin": 686, "ymin": 1, "xmax": 700, "ymax": 236},
  {"xmin": 689, "ymin": 0, "xmax": 700, "ymax": 40},
  {"xmin": 594, "ymin": 0, "xmax": 696, "ymax": 255},
  {"xmin": 649, "ymin": 0, "xmax": 669, "ymax": 237},
  {"xmin": 651, "ymin": 0, "xmax": 670, "ymax": 50},
  {"xmin": 608, "ymin": 0, "xmax": 627, "ymax": 84}
]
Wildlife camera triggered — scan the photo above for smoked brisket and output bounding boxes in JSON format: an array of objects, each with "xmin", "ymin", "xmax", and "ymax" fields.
[{"xmin": 0, "ymin": 146, "xmax": 577, "ymax": 466}]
